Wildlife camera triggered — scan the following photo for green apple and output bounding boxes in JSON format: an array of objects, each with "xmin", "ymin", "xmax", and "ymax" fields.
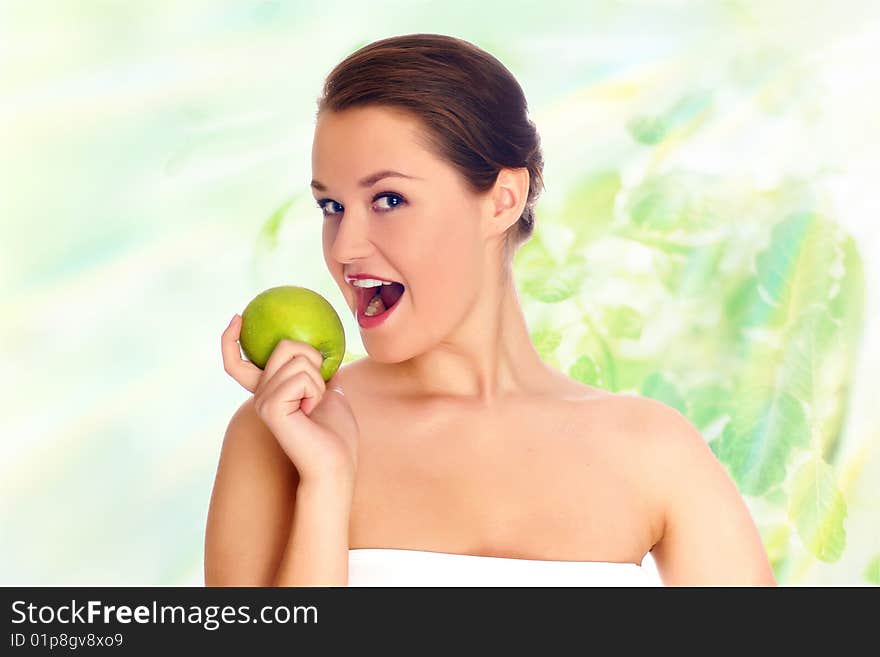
[{"xmin": 239, "ymin": 285, "xmax": 346, "ymax": 381}]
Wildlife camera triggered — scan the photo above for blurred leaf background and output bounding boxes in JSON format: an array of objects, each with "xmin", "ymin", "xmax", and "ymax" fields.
[{"xmin": 2, "ymin": 0, "xmax": 878, "ymax": 585}]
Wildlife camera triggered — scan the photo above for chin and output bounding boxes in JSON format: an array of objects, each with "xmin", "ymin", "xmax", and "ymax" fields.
[
  {"xmin": 362, "ymin": 342, "xmax": 407, "ymax": 364},
  {"xmin": 363, "ymin": 329, "xmax": 425, "ymax": 365}
]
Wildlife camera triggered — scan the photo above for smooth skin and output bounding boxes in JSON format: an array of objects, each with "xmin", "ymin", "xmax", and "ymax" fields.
[
  {"xmin": 205, "ymin": 105, "xmax": 776, "ymax": 586},
  {"xmin": 208, "ymin": 327, "xmax": 359, "ymax": 586}
]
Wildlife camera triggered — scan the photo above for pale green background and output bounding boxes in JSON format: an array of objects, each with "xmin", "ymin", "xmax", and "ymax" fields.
[{"xmin": 2, "ymin": 0, "xmax": 878, "ymax": 585}]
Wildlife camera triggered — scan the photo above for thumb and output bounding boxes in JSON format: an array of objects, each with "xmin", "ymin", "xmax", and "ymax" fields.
[{"xmin": 300, "ymin": 382, "xmax": 341, "ymax": 416}]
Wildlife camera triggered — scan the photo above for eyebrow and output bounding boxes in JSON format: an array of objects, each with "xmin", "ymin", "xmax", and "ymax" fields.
[{"xmin": 310, "ymin": 170, "xmax": 420, "ymax": 192}]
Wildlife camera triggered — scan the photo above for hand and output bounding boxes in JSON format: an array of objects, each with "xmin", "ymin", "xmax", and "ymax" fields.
[{"xmin": 221, "ymin": 314, "xmax": 359, "ymax": 485}]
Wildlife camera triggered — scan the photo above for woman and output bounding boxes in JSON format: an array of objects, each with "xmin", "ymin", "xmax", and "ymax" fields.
[{"xmin": 206, "ymin": 34, "xmax": 776, "ymax": 586}]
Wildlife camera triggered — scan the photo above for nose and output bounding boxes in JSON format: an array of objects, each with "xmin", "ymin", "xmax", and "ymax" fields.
[{"xmin": 327, "ymin": 209, "xmax": 374, "ymax": 264}]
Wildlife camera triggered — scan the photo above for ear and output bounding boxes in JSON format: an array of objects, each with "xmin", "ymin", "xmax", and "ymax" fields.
[{"xmin": 481, "ymin": 167, "xmax": 530, "ymax": 239}]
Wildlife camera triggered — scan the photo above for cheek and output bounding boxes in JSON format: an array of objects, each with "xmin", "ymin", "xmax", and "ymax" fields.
[
  {"xmin": 406, "ymin": 212, "xmax": 483, "ymax": 311},
  {"xmin": 409, "ymin": 204, "xmax": 481, "ymax": 262},
  {"xmin": 321, "ymin": 220, "xmax": 336, "ymax": 256}
]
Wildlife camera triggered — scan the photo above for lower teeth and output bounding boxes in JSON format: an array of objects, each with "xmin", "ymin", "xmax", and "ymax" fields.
[{"xmin": 364, "ymin": 293, "xmax": 387, "ymax": 317}]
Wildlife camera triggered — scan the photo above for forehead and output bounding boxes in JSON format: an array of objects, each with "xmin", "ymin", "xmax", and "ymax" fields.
[{"xmin": 311, "ymin": 106, "xmax": 434, "ymax": 180}]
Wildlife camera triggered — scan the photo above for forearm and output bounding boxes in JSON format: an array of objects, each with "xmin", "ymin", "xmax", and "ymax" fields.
[{"xmin": 272, "ymin": 477, "xmax": 354, "ymax": 586}]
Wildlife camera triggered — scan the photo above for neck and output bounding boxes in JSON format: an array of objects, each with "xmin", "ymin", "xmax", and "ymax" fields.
[{"xmin": 397, "ymin": 261, "xmax": 553, "ymax": 408}]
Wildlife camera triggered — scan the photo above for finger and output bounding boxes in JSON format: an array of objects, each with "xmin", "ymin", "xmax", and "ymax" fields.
[
  {"xmin": 264, "ymin": 338, "xmax": 324, "ymax": 377},
  {"xmin": 221, "ymin": 314, "xmax": 261, "ymax": 392},
  {"xmin": 259, "ymin": 371, "xmax": 320, "ymax": 420},
  {"xmin": 260, "ymin": 339, "xmax": 325, "ymax": 390},
  {"xmin": 258, "ymin": 354, "xmax": 326, "ymax": 406}
]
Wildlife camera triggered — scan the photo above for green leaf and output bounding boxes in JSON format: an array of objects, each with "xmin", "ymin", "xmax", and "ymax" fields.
[
  {"xmin": 759, "ymin": 523, "xmax": 792, "ymax": 564},
  {"xmin": 828, "ymin": 233, "xmax": 867, "ymax": 350},
  {"xmin": 626, "ymin": 115, "xmax": 667, "ymax": 145},
  {"xmin": 535, "ymin": 221, "xmax": 575, "ymax": 264},
  {"xmin": 628, "ymin": 177, "xmax": 688, "ymax": 231},
  {"xmin": 714, "ymin": 386, "xmax": 809, "ymax": 496},
  {"xmin": 763, "ymin": 485, "xmax": 787, "ymax": 506},
  {"xmin": 662, "ymin": 89, "xmax": 715, "ymax": 129},
  {"xmin": 864, "ymin": 554, "xmax": 880, "ymax": 585},
  {"xmin": 732, "ymin": 337, "xmax": 779, "ymax": 392},
  {"xmin": 561, "ymin": 170, "xmax": 621, "ymax": 246},
  {"xmin": 513, "ymin": 233, "xmax": 558, "ymax": 270},
  {"xmin": 776, "ymin": 307, "xmax": 838, "ymax": 413},
  {"xmin": 514, "ymin": 234, "xmax": 559, "ymax": 300},
  {"xmin": 626, "ymin": 90, "xmax": 715, "ymax": 144},
  {"xmin": 707, "ymin": 436, "xmax": 721, "ymax": 459},
  {"xmin": 640, "ymin": 372, "xmax": 687, "ymax": 415},
  {"xmin": 514, "ymin": 231, "xmax": 554, "ymax": 268},
  {"xmin": 610, "ymin": 357, "xmax": 654, "ymax": 394},
  {"xmin": 621, "ymin": 172, "xmax": 719, "ymax": 238},
  {"xmin": 724, "ymin": 275, "xmax": 778, "ymax": 329},
  {"xmin": 531, "ymin": 326, "xmax": 563, "ymax": 361},
  {"xmin": 521, "ymin": 257, "xmax": 586, "ymax": 303},
  {"xmin": 754, "ymin": 212, "xmax": 841, "ymax": 328},
  {"xmin": 686, "ymin": 382, "xmax": 732, "ymax": 432},
  {"xmin": 654, "ymin": 242, "xmax": 725, "ymax": 297},
  {"xmin": 601, "ymin": 305, "xmax": 643, "ymax": 340},
  {"xmin": 614, "ymin": 230, "xmax": 696, "ymax": 254},
  {"xmin": 568, "ymin": 354, "xmax": 606, "ymax": 388},
  {"xmin": 828, "ymin": 234, "xmax": 865, "ymax": 318},
  {"xmin": 787, "ymin": 458, "xmax": 848, "ymax": 563},
  {"xmin": 574, "ymin": 320, "xmax": 616, "ymax": 390},
  {"xmin": 257, "ymin": 196, "xmax": 297, "ymax": 250}
]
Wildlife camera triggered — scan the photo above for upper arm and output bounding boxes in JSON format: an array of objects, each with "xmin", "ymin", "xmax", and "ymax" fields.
[
  {"xmin": 204, "ymin": 397, "xmax": 300, "ymax": 586},
  {"xmin": 640, "ymin": 398, "xmax": 777, "ymax": 586}
]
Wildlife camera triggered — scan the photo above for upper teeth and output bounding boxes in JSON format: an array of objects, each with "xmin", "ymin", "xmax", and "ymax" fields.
[{"xmin": 351, "ymin": 278, "xmax": 393, "ymax": 287}]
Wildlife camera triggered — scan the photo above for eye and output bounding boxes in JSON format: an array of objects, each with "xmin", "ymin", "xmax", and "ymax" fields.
[
  {"xmin": 374, "ymin": 192, "xmax": 406, "ymax": 211},
  {"xmin": 316, "ymin": 199, "xmax": 343, "ymax": 216},
  {"xmin": 315, "ymin": 192, "xmax": 406, "ymax": 217}
]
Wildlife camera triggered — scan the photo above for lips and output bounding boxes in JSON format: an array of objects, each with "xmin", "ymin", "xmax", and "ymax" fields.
[
  {"xmin": 345, "ymin": 273, "xmax": 405, "ymax": 315},
  {"xmin": 355, "ymin": 282, "xmax": 405, "ymax": 315},
  {"xmin": 346, "ymin": 273, "xmax": 401, "ymax": 284}
]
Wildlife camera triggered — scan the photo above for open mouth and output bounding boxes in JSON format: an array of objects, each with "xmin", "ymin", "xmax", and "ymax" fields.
[{"xmin": 356, "ymin": 281, "xmax": 406, "ymax": 318}]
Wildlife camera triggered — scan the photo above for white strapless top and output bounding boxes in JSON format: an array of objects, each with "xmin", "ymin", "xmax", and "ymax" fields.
[{"xmin": 348, "ymin": 548, "xmax": 662, "ymax": 587}]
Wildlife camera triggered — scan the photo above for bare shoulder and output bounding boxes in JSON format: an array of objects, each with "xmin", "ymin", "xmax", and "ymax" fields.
[
  {"xmin": 566, "ymin": 388, "xmax": 694, "ymax": 451},
  {"xmin": 224, "ymin": 395, "xmax": 272, "ymax": 445},
  {"xmin": 572, "ymin": 390, "xmax": 728, "ymax": 527},
  {"xmin": 205, "ymin": 396, "xmax": 300, "ymax": 586},
  {"xmin": 214, "ymin": 394, "xmax": 310, "ymax": 508},
  {"xmin": 594, "ymin": 392, "xmax": 719, "ymax": 507},
  {"xmin": 224, "ymin": 395, "xmax": 287, "ymax": 450},
  {"xmin": 226, "ymin": 394, "xmax": 261, "ymax": 430},
  {"xmin": 570, "ymin": 392, "xmax": 688, "ymax": 541},
  {"xmin": 325, "ymin": 357, "xmax": 394, "ymax": 411},
  {"xmin": 600, "ymin": 393, "xmax": 776, "ymax": 584},
  {"xmin": 588, "ymin": 391, "xmax": 705, "ymax": 452},
  {"xmin": 219, "ymin": 395, "xmax": 301, "ymax": 485}
]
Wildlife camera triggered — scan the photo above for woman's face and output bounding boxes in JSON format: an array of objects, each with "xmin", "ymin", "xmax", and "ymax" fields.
[{"xmin": 312, "ymin": 106, "xmax": 488, "ymax": 362}]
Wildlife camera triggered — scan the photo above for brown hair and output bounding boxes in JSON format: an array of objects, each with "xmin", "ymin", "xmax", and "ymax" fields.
[{"xmin": 315, "ymin": 33, "xmax": 545, "ymax": 259}]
